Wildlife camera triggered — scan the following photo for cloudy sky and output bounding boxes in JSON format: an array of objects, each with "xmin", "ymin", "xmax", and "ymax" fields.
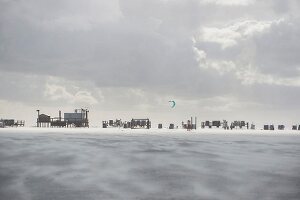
[{"xmin": 0, "ymin": 0, "xmax": 300, "ymax": 127}]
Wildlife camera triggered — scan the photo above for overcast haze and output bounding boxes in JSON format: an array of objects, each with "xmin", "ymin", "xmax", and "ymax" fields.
[{"xmin": 0, "ymin": 0, "xmax": 300, "ymax": 126}]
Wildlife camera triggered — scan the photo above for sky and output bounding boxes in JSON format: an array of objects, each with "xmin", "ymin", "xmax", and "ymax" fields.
[{"xmin": 0, "ymin": 0, "xmax": 300, "ymax": 127}]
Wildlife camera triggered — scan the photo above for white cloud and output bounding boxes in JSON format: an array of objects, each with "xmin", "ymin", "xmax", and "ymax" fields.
[
  {"xmin": 193, "ymin": 47, "xmax": 236, "ymax": 74},
  {"xmin": 193, "ymin": 45, "xmax": 300, "ymax": 87},
  {"xmin": 193, "ymin": 17, "xmax": 300, "ymax": 88},
  {"xmin": 199, "ymin": 27, "xmax": 241, "ymax": 49},
  {"xmin": 235, "ymin": 65, "xmax": 300, "ymax": 87},
  {"xmin": 195, "ymin": 19, "xmax": 279, "ymax": 49},
  {"xmin": 44, "ymin": 77, "xmax": 99, "ymax": 105}
]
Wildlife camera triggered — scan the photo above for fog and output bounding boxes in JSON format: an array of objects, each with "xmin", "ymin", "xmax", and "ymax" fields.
[{"xmin": 0, "ymin": 129, "xmax": 299, "ymax": 200}]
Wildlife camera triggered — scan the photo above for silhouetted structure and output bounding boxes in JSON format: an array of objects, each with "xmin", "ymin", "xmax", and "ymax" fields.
[
  {"xmin": 0, "ymin": 119, "xmax": 25, "ymax": 127},
  {"xmin": 264, "ymin": 124, "xmax": 275, "ymax": 130},
  {"xmin": 278, "ymin": 125, "xmax": 285, "ymax": 130},
  {"xmin": 131, "ymin": 119, "xmax": 151, "ymax": 129},
  {"xmin": 123, "ymin": 121, "xmax": 131, "ymax": 129},
  {"xmin": 102, "ymin": 119, "xmax": 127, "ymax": 128},
  {"xmin": 36, "ymin": 110, "xmax": 51, "ymax": 127},
  {"xmin": 37, "ymin": 109, "xmax": 89, "ymax": 128},
  {"xmin": 264, "ymin": 125, "xmax": 269, "ymax": 130},
  {"xmin": 201, "ymin": 120, "xmax": 229, "ymax": 129},
  {"xmin": 230, "ymin": 121, "xmax": 249, "ymax": 130},
  {"xmin": 182, "ymin": 117, "xmax": 197, "ymax": 130},
  {"xmin": 292, "ymin": 125, "xmax": 300, "ymax": 130},
  {"xmin": 169, "ymin": 123, "xmax": 175, "ymax": 129},
  {"xmin": 222, "ymin": 120, "xmax": 229, "ymax": 129},
  {"xmin": 64, "ymin": 109, "xmax": 89, "ymax": 127},
  {"xmin": 201, "ymin": 121, "xmax": 213, "ymax": 128}
]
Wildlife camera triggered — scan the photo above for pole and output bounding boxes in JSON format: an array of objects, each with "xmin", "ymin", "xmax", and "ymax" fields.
[{"xmin": 36, "ymin": 110, "xmax": 40, "ymax": 127}]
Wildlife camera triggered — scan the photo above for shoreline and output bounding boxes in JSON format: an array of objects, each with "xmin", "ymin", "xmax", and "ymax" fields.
[{"xmin": 1, "ymin": 127, "xmax": 300, "ymax": 136}]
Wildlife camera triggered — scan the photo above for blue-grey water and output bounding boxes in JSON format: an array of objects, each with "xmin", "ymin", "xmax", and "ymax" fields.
[{"xmin": 0, "ymin": 129, "xmax": 299, "ymax": 200}]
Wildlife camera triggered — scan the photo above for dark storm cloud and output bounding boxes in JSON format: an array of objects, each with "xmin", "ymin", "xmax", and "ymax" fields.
[
  {"xmin": 0, "ymin": 0, "xmax": 300, "ymax": 125},
  {"xmin": 255, "ymin": 18, "xmax": 300, "ymax": 77},
  {"xmin": 0, "ymin": 0, "xmax": 235, "ymax": 99},
  {"xmin": 0, "ymin": 0, "xmax": 200, "ymax": 89}
]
